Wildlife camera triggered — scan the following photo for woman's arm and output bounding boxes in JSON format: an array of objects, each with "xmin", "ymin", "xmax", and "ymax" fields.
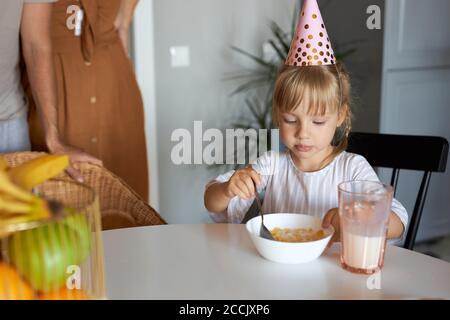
[
  {"xmin": 114, "ymin": 0, "xmax": 139, "ymax": 55},
  {"xmin": 21, "ymin": 3, "xmax": 59, "ymax": 150},
  {"xmin": 21, "ymin": 3, "xmax": 103, "ymax": 182}
]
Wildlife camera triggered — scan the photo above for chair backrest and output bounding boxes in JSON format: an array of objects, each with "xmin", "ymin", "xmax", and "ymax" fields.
[
  {"xmin": 2, "ymin": 152, "xmax": 167, "ymax": 230},
  {"xmin": 347, "ymin": 132, "xmax": 449, "ymax": 249}
]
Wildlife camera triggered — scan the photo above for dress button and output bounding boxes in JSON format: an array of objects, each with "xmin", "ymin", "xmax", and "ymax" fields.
[
  {"xmin": 91, "ymin": 137, "xmax": 97, "ymax": 143},
  {"xmin": 90, "ymin": 96, "xmax": 97, "ymax": 104},
  {"xmin": 84, "ymin": 61, "xmax": 92, "ymax": 66}
]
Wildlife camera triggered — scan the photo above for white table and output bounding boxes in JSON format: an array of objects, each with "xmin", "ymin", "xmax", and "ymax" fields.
[{"xmin": 102, "ymin": 224, "xmax": 450, "ymax": 299}]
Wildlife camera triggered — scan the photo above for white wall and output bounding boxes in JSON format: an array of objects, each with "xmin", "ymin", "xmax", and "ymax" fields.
[
  {"xmin": 133, "ymin": 0, "xmax": 160, "ymax": 211},
  {"xmin": 135, "ymin": 0, "xmax": 386, "ymax": 224},
  {"xmin": 151, "ymin": 0, "xmax": 296, "ymax": 223}
]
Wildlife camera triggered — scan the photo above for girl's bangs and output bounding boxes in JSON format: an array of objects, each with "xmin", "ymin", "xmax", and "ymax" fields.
[{"xmin": 274, "ymin": 66, "xmax": 340, "ymax": 117}]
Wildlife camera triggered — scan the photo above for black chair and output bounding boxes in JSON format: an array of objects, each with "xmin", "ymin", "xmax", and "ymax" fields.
[{"xmin": 347, "ymin": 132, "xmax": 449, "ymax": 250}]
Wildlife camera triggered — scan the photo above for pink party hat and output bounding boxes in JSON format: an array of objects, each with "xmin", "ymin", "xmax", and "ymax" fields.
[{"xmin": 286, "ymin": 0, "xmax": 336, "ymax": 67}]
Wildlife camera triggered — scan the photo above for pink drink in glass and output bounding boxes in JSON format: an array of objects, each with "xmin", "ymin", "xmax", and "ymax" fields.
[{"xmin": 338, "ymin": 181, "xmax": 393, "ymax": 274}]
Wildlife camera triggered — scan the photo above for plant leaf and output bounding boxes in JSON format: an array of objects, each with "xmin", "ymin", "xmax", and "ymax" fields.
[
  {"xmin": 230, "ymin": 46, "xmax": 273, "ymax": 69},
  {"xmin": 336, "ymin": 48, "xmax": 357, "ymax": 61},
  {"xmin": 269, "ymin": 20, "xmax": 291, "ymax": 55},
  {"xmin": 245, "ymin": 97, "xmax": 262, "ymax": 121},
  {"xmin": 224, "ymin": 70, "xmax": 270, "ymax": 81},
  {"xmin": 230, "ymin": 77, "xmax": 273, "ymax": 96},
  {"xmin": 231, "ymin": 122, "xmax": 255, "ymax": 129},
  {"xmin": 268, "ymin": 39, "xmax": 287, "ymax": 62},
  {"xmin": 291, "ymin": 0, "xmax": 301, "ymax": 38}
]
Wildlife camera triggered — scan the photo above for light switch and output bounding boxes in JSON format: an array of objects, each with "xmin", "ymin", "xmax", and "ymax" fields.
[{"xmin": 170, "ymin": 46, "xmax": 190, "ymax": 68}]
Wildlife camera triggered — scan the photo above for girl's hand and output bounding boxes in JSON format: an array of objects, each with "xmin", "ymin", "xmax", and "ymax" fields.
[
  {"xmin": 225, "ymin": 167, "xmax": 261, "ymax": 200},
  {"xmin": 322, "ymin": 208, "xmax": 340, "ymax": 247}
]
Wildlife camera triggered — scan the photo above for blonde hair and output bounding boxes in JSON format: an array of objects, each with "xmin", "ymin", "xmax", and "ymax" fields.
[{"xmin": 272, "ymin": 61, "xmax": 352, "ymax": 164}]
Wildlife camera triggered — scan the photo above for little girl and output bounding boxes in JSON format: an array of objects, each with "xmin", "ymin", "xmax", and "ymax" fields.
[{"xmin": 204, "ymin": 0, "xmax": 408, "ymax": 244}]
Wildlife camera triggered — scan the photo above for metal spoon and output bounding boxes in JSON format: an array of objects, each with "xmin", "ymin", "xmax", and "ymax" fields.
[{"xmin": 253, "ymin": 182, "xmax": 274, "ymax": 241}]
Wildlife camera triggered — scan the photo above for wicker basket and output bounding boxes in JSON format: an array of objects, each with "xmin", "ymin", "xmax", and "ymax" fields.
[{"xmin": 2, "ymin": 152, "xmax": 166, "ymax": 230}]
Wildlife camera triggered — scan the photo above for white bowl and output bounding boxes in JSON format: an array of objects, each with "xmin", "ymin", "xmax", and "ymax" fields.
[{"xmin": 246, "ymin": 213, "xmax": 334, "ymax": 264}]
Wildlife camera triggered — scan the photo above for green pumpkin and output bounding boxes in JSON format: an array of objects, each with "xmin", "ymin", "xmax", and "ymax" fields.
[
  {"xmin": 62, "ymin": 211, "xmax": 92, "ymax": 262},
  {"xmin": 9, "ymin": 213, "xmax": 91, "ymax": 292}
]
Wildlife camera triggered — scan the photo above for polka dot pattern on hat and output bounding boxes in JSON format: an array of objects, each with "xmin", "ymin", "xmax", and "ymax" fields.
[{"xmin": 286, "ymin": 0, "xmax": 336, "ymax": 67}]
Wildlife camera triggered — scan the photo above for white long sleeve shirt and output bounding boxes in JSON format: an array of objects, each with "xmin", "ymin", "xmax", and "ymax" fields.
[{"xmin": 207, "ymin": 151, "xmax": 408, "ymax": 240}]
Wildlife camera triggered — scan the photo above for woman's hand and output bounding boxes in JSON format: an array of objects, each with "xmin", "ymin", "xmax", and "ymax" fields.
[
  {"xmin": 322, "ymin": 208, "xmax": 340, "ymax": 247},
  {"xmin": 117, "ymin": 27, "xmax": 129, "ymax": 56},
  {"xmin": 225, "ymin": 167, "xmax": 261, "ymax": 200},
  {"xmin": 114, "ymin": 14, "xmax": 129, "ymax": 56},
  {"xmin": 114, "ymin": 0, "xmax": 140, "ymax": 57},
  {"xmin": 48, "ymin": 140, "xmax": 103, "ymax": 183}
]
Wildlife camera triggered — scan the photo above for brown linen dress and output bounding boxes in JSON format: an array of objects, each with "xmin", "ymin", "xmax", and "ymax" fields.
[{"xmin": 27, "ymin": 0, "xmax": 149, "ymax": 201}]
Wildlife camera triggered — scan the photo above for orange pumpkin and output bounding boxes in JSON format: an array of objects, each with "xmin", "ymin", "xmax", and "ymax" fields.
[
  {"xmin": 0, "ymin": 263, "xmax": 34, "ymax": 300},
  {"xmin": 39, "ymin": 288, "xmax": 90, "ymax": 300}
]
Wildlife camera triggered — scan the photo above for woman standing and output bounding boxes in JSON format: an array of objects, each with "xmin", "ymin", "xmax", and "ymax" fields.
[{"xmin": 28, "ymin": 0, "xmax": 149, "ymax": 201}]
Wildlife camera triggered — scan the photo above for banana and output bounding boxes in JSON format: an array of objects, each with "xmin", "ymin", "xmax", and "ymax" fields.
[
  {"xmin": 0, "ymin": 197, "xmax": 32, "ymax": 215},
  {"xmin": 0, "ymin": 196, "xmax": 51, "ymax": 228},
  {"xmin": 8, "ymin": 154, "xmax": 69, "ymax": 191},
  {"xmin": 0, "ymin": 156, "xmax": 8, "ymax": 171},
  {"xmin": 0, "ymin": 155, "xmax": 68, "ymax": 230},
  {"xmin": 28, "ymin": 197, "xmax": 52, "ymax": 220},
  {"xmin": 0, "ymin": 171, "xmax": 33, "ymax": 203}
]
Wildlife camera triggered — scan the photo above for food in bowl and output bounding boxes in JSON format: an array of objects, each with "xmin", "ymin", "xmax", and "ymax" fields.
[
  {"xmin": 271, "ymin": 227, "xmax": 326, "ymax": 243},
  {"xmin": 246, "ymin": 213, "xmax": 334, "ymax": 264}
]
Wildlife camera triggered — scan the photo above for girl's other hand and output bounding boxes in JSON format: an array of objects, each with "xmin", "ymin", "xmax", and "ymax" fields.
[
  {"xmin": 225, "ymin": 167, "xmax": 261, "ymax": 200},
  {"xmin": 322, "ymin": 208, "xmax": 340, "ymax": 247}
]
